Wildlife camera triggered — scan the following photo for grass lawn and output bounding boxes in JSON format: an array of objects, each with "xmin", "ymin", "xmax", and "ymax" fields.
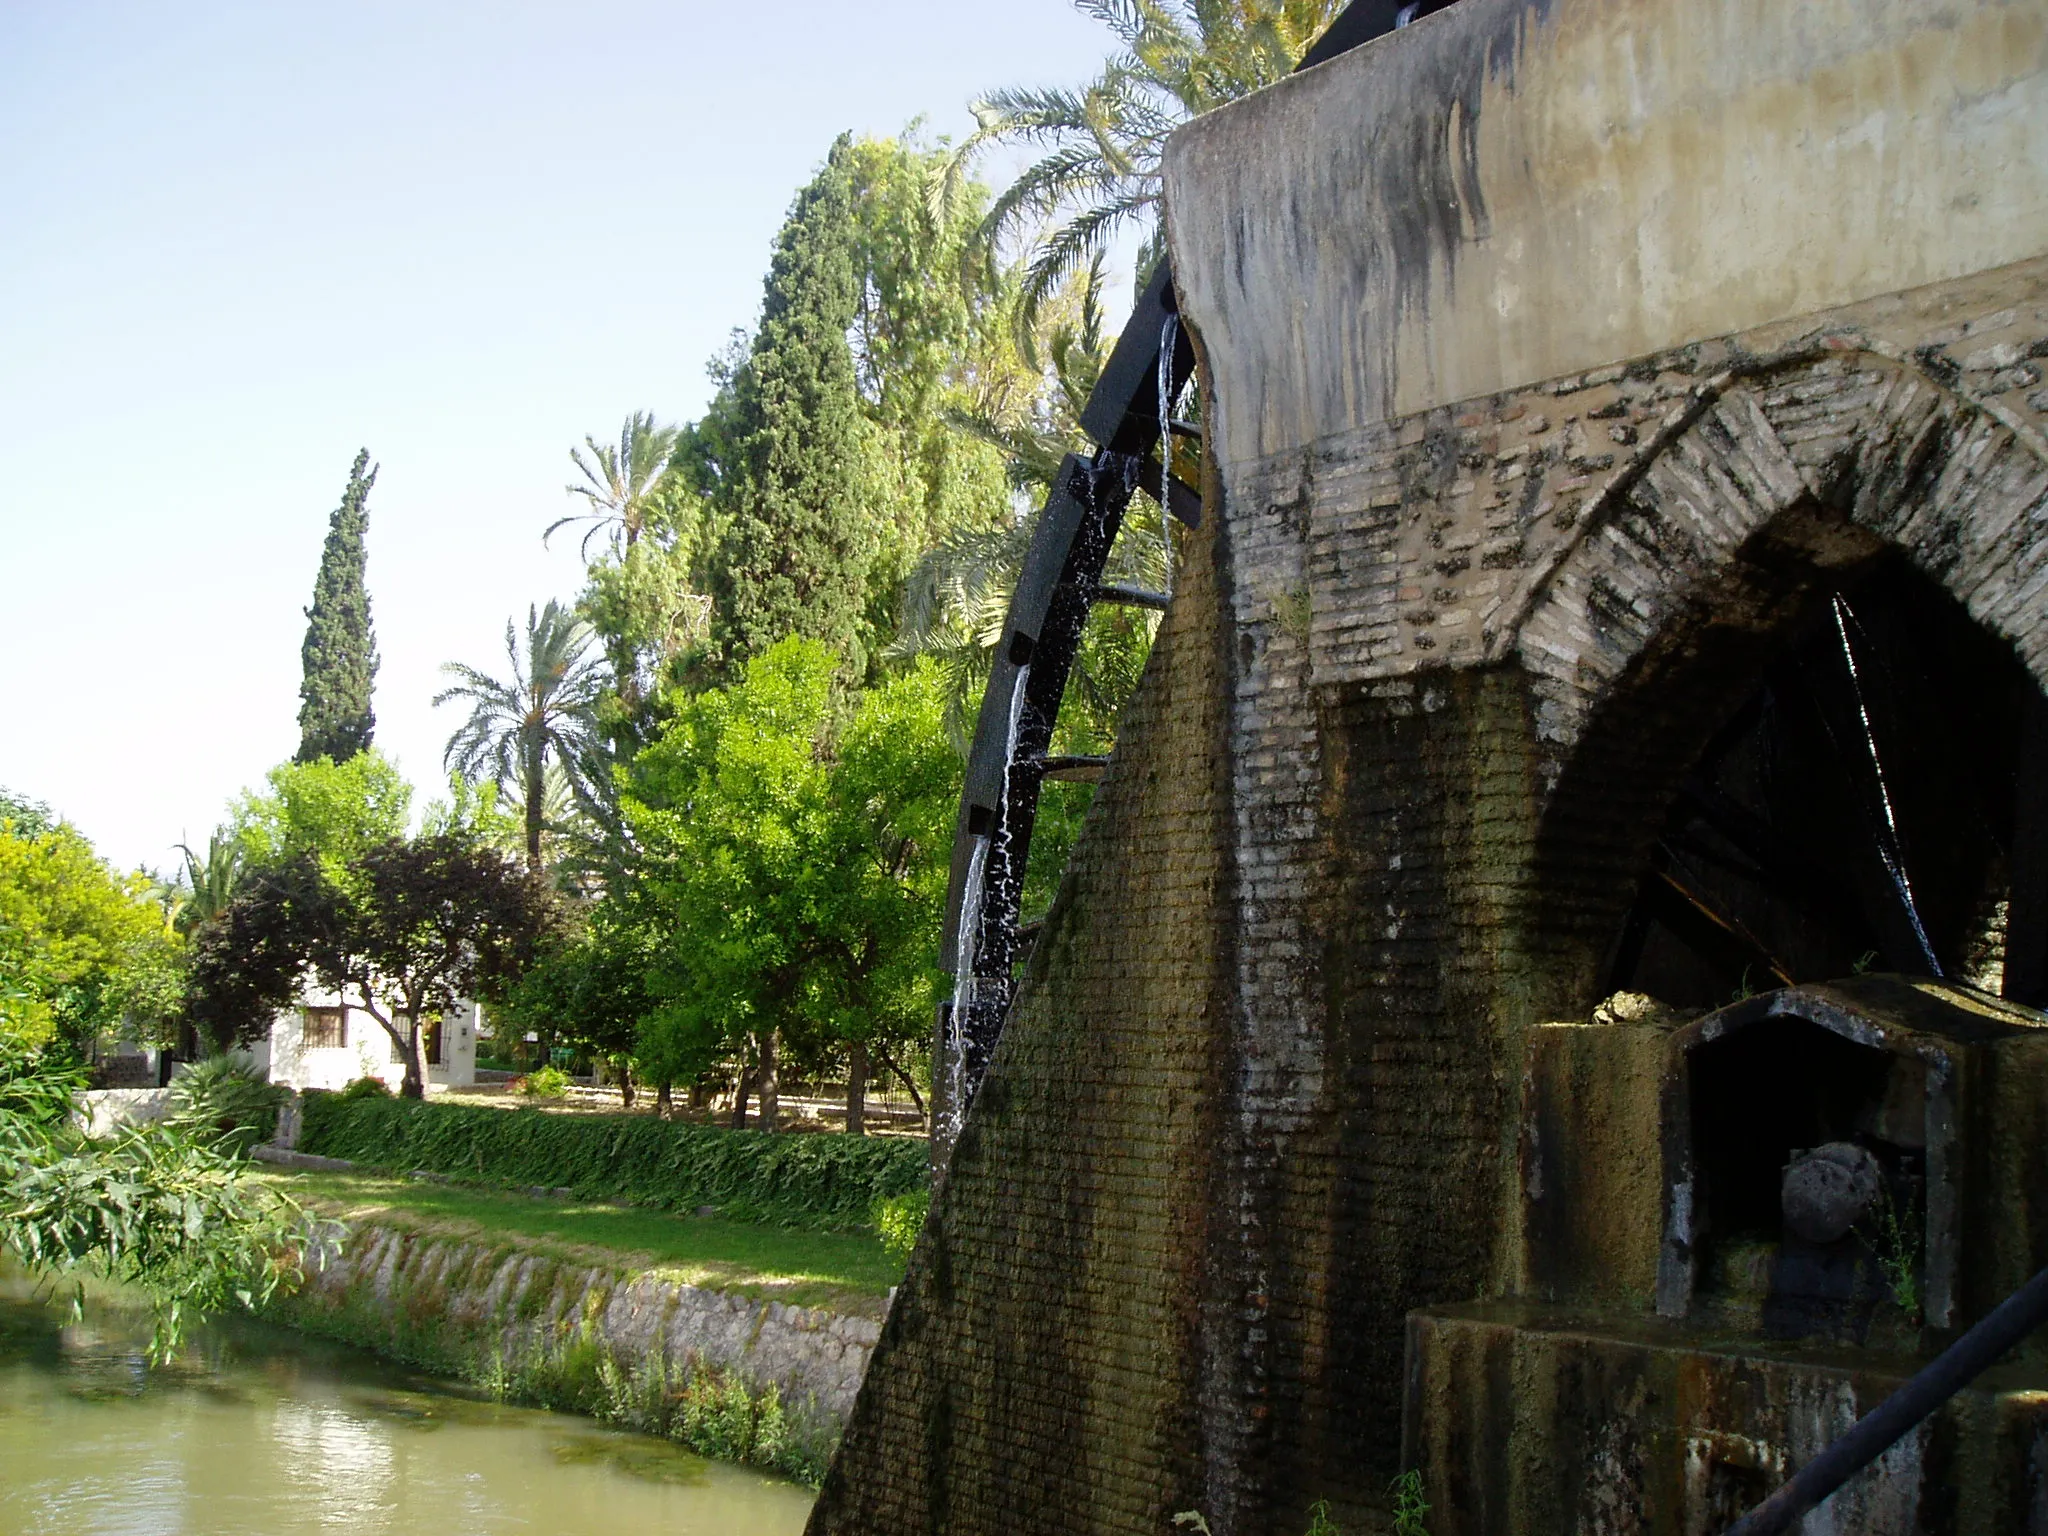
[{"xmin": 258, "ymin": 1168, "xmax": 901, "ymax": 1315}]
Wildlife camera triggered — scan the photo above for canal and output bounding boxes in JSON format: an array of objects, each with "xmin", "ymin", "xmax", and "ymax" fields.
[{"xmin": 0, "ymin": 1277, "xmax": 816, "ymax": 1535}]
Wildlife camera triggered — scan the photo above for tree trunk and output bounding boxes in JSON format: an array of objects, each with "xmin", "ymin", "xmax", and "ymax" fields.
[
  {"xmin": 389, "ymin": 1014, "xmax": 425, "ymax": 1099},
  {"xmin": 688, "ymin": 1079, "xmax": 708, "ymax": 1113},
  {"xmin": 525, "ymin": 753, "xmax": 545, "ymax": 873},
  {"xmin": 617, "ymin": 1059, "xmax": 634, "ymax": 1110},
  {"xmin": 655, "ymin": 1078, "xmax": 673, "ymax": 1118},
  {"xmin": 730, "ymin": 1058, "xmax": 753, "ymax": 1130},
  {"xmin": 845, "ymin": 1039, "xmax": 868, "ymax": 1136},
  {"xmin": 757, "ymin": 1030, "xmax": 780, "ymax": 1133}
]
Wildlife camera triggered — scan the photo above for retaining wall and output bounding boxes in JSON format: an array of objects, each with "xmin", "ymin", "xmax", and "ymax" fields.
[{"xmin": 270, "ymin": 1218, "xmax": 881, "ymax": 1483}]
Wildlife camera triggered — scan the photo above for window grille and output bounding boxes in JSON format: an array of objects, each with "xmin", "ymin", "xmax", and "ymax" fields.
[{"xmin": 302, "ymin": 1008, "xmax": 346, "ymax": 1050}]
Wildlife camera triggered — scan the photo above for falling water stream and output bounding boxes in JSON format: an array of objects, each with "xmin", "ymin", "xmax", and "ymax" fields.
[
  {"xmin": 1157, "ymin": 312, "xmax": 1180, "ymax": 597},
  {"xmin": 1830, "ymin": 594, "xmax": 1943, "ymax": 977},
  {"xmin": 0, "ymin": 1274, "xmax": 813, "ymax": 1536},
  {"xmin": 944, "ymin": 662, "xmax": 1032, "ymax": 1143}
]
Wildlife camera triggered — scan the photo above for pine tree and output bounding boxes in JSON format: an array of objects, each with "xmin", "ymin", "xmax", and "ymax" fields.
[
  {"xmin": 296, "ymin": 449, "xmax": 380, "ymax": 763},
  {"xmin": 708, "ymin": 139, "xmax": 875, "ymax": 675}
]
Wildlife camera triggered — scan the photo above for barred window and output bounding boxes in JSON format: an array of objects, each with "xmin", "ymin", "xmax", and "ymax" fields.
[
  {"xmin": 391, "ymin": 1015, "xmax": 412, "ymax": 1064},
  {"xmin": 302, "ymin": 1008, "xmax": 346, "ymax": 1050}
]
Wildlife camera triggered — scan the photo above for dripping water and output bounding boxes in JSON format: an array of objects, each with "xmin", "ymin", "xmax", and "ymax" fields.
[
  {"xmin": 943, "ymin": 662, "xmax": 1031, "ymax": 1144},
  {"xmin": 1157, "ymin": 311, "xmax": 1179, "ymax": 598},
  {"xmin": 945, "ymin": 833, "xmax": 989, "ymax": 1145},
  {"xmin": 1831, "ymin": 594, "xmax": 1943, "ymax": 977}
]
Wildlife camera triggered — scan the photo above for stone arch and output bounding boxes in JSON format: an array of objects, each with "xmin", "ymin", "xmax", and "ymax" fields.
[
  {"xmin": 1513, "ymin": 344, "xmax": 2048, "ymax": 1007},
  {"xmin": 1516, "ymin": 344, "xmax": 2048, "ymax": 760}
]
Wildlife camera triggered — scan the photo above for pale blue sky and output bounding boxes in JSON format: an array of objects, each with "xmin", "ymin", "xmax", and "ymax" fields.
[{"xmin": 0, "ymin": 0, "xmax": 1116, "ymax": 873}]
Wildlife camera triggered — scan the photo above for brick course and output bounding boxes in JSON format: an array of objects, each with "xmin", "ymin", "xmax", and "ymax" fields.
[{"xmin": 808, "ymin": 261, "xmax": 2048, "ymax": 1536}]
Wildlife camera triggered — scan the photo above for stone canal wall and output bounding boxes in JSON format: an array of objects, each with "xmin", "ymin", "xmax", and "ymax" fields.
[{"xmin": 269, "ymin": 1218, "xmax": 881, "ymax": 1484}]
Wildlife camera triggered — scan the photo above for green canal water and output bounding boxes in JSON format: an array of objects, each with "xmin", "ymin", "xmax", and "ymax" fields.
[{"xmin": 0, "ymin": 1279, "xmax": 816, "ymax": 1535}]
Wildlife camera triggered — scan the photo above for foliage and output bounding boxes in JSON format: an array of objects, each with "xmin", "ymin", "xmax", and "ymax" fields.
[
  {"xmin": 296, "ymin": 448, "xmax": 380, "ymax": 764},
  {"xmin": 0, "ymin": 813, "xmax": 180, "ymax": 1049},
  {"xmin": 179, "ymin": 857, "xmax": 325, "ymax": 1051},
  {"xmin": 957, "ymin": 0, "xmax": 1347, "ymax": 322},
  {"xmin": 624, "ymin": 640, "xmax": 958, "ymax": 1110},
  {"xmin": 167, "ymin": 1055, "xmax": 287, "ymax": 1148},
  {"xmin": 551, "ymin": 410, "xmax": 686, "ymax": 560},
  {"xmin": 704, "ymin": 139, "xmax": 876, "ymax": 676},
  {"xmin": 1304, "ymin": 1499, "xmax": 1342, "ymax": 1536},
  {"xmin": 872, "ymin": 1188, "xmax": 929, "ymax": 1264},
  {"xmin": 230, "ymin": 751, "xmax": 412, "ymax": 879},
  {"xmin": 183, "ymin": 834, "xmax": 562, "ymax": 1091},
  {"xmin": 337, "ymin": 1074, "xmax": 391, "ymax": 1101},
  {"xmin": 173, "ymin": 829, "xmax": 245, "ymax": 939},
  {"xmin": 0, "ymin": 788, "xmax": 55, "ymax": 838},
  {"xmin": 516, "ymin": 1064, "xmax": 572, "ymax": 1099},
  {"xmin": 1869, "ymin": 1184, "xmax": 1922, "ymax": 1318},
  {"xmin": 295, "ymin": 1092, "xmax": 928, "ymax": 1231},
  {"xmin": 1391, "ymin": 1471, "xmax": 1430, "ymax": 1536},
  {"xmin": 0, "ymin": 1033, "xmax": 324, "ymax": 1360},
  {"xmin": 436, "ymin": 600, "xmax": 609, "ymax": 872},
  {"xmin": 505, "ymin": 911, "xmax": 666, "ymax": 1085}
]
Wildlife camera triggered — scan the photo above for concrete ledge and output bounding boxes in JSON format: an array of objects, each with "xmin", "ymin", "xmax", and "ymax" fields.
[
  {"xmin": 252, "ymin": 1145, "xmax": 356, "ymax": 1173},
  {"xmin": 1406, "ymin": 1299, "xmax": 2048, "ymax": 1534}
]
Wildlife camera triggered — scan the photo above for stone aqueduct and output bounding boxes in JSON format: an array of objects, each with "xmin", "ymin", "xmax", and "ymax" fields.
[{"xmin": 810, "ymin": 0, "xmax": 2048, "ymax": 1531}]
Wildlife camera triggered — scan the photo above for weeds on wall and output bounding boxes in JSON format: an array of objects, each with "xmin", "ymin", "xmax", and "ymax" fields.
[
  {"xmin": 298, "ymin": 1092, "xmax": 926, "ymax": 1231},
  {"xmin": 270, "ymin": 1228, "xmax": 838, "ymax": 1485},
  {"xmin": 1867, "ymin": 1184, "xmax": 1923, "ymax": 1320},
  {"xmin": 1390, "ymin": 1470, "xmax": 1430, "ymax": 1535},
  {"xmin": 872, "ymin": 1189, "xmax": 930, "ymax": 1263}
]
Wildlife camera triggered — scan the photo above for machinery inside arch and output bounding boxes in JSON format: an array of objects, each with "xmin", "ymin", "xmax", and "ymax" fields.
[{"xmin": 1605, "ymin": 552, "xmax": 2048, "ymax": 1013}]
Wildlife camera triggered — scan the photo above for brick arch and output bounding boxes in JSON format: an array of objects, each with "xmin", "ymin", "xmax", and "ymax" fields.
[
  {"xmin": 1506, "ymin": 343, "xmax": 2048, "ymax": 1005},
  {"xmin": 1512, "ymin": 342, "xmax": 2048, "ymax": 767}
]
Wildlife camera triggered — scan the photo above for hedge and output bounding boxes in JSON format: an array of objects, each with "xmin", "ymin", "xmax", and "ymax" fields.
[{"xmin": 296, "ymin": 1094, "xmax": 928, "ymax": 1232}]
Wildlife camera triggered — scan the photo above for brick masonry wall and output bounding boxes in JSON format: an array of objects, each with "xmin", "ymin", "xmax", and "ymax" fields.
[{"xmin": 809, "ymin": 260, "xmax": 2048, "ymax": 1536}]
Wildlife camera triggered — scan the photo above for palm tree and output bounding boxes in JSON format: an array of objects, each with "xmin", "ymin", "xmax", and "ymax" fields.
[
  {"xmin": 546, "ymin": 410, "xmax": 684, "ymax": 559},
  {"xmin": 435, "ymin": 602, "xmax": 608, "ymax": 872},
  {"xmin": 172, "ymin": 830, "xmax": 245, "ymax": 939},
  {"xmin": 956, "ymin": 0, "xmax": 1347, "ymax": 322}
]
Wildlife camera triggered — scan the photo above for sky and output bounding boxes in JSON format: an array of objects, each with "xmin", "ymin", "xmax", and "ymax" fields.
[{"xmin": 0, "ymin": 0, "xmax": 1117, "ymax": 875}]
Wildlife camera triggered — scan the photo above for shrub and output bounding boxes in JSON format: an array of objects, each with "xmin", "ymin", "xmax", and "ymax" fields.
[
  {"xmin": 297, "ymin": 1092, "xmax": 927, "ymax": 1231},
  {"xmin": 337, "ymin": 1075, "xmax": 391, "ymax": 1101},
  {"xmin": 873, "ymin": 1188, "xmax": 930, "ymax": 1264},
  {"xmin": 515, "ymin": 1065, "xmax": 571, "ymax": 1099},
  {"xmin": 167, "ymin": 1055, "xmax": 287, "ymax": 1149}
]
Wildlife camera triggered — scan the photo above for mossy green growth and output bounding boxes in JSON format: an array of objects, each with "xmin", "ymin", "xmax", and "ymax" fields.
[{"xmin": 267, "ymin": 1221, "xmax": 841, "ymax": 1486}]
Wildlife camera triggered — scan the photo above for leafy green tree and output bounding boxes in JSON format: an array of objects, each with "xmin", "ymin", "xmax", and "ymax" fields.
[
  {"xmin": 706, "ymin": 141, "xmax": 875, "ymax": 676},
  {"xmin": 958, "ymin": 0, "xmax": 1347, "ymax": 319},
  {"xmin": 627, "ymin": 639, "xmax": 840, "ymax": 1128},
  {"xmin": 809, "ymin": 660, "xmax": 958, "ymax": 1132},
  {"xmin": 296, "ymin": 449, "xmax": 380, "ymax": 763},
  {"xmin": 435, "ymin": 602, "xmax": 608, "ymax": 872},
  {"xmin": 0, "ymin": 814, "xmax": 179, "ymax": 1051},
  {"xmin": 185, "ymin": 836, "xmax": 561, "ymax": 1095},
  {"xmin": 625, "ymin": 640, "xmax": 957, "ymax": 1133},
  {"xmin": 505, "ymin": 911, "xmax": 666, "ymax": 1109},
  {"xmin": 230, "ymin": 751, "xmax": 412, "ymax": 878},
  {"xmin": 839, "ymin": 133, "xmax": 1019, "ymax": 658}
]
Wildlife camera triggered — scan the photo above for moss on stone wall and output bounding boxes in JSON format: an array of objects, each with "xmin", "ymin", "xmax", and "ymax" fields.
[{"xmin": 269, "ymin": 1219, "xmax": 874, "ymax": 1486}]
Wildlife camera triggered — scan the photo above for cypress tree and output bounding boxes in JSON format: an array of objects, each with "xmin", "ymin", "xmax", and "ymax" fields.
[
  {"xmin": 295, "ymin": 449, "xmax": 380, "ymax": 763},
  {"xmin": 709, "ymin": 138, "xmax": 874, "ymax": 674}
]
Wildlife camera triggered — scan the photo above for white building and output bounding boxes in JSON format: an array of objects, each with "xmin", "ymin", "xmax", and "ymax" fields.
[{"xmin": 255, "ymin": 995, "xmax": 481, "ymax": 1092}]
